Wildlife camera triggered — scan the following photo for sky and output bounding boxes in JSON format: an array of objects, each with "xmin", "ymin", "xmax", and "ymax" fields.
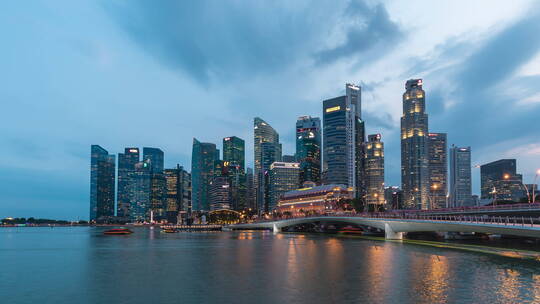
[{"xmin": 1, "ymin": 0, "xmax": 540, "ymax": 220}]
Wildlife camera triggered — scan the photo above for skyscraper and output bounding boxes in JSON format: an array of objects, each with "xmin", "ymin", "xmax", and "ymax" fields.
[
  {"xmin": 223, "ymin": 136, "xmax": 245, "ymax": 170},
  {"xmin": 223, "ymin": 136, "xmax": 246, "ymax": 210},
  {"xmin": 427, "ymin": 133, "xmax": 447, "ymax": 209},
  {"xmin": 164, "ymin": 165, "xmax": 190, "ymax": 223},
  {"xmin": 322, "ymin": 83, "xmax": 365, "ymax": 198},
  {"xmin": 117, "ymin": 148, "xmax": 139, "ymax": 218},
  {"xmin": 449, "ymin": 145, "xmax": 472, "ymax": 207},
  {"xmin": 142, "ymin": 147, "xmax": 165, "ymax": 220},
  {"xmin": 480, "ymin": 159, "xmax": 525, "ymax": 202},
  {"xmin": 401, "ymin": 79, "xmax": 429, "ymax": 209},
  {"xmin": 254, "ymin": 117, "xmax": 281, "ymax": 213},
  {"xmin": 150, "ymin": 172, "xmax": 166, "ymax": 221},
  {"xmin": 89, "ymin": 145, "xmax": 115, "ymax": 222},
  {"xmin": 209, "ymin": 176, "xmax": 231, "ymax": 211},
  {"xmin": 296, "ymin": 116, "xmax": 321, "ymax": 185},
  {"xmin": 268, "ymin": 162, "xmax": 300, "ymax": 211},
  {"xmin": 130, "ymin": 160, "xmax": 152, "ymax": 222},
  {"xmin": 191, "ymin": 138, "xmax": 217, "ymax": 211},
  {"xmin": 143, "ymin": 147, "xmax": 164, "ymax": 173},
  {"xmin": 246, "ymin": 167, "xmax": 255, "ymax": 210},
  {"xmin": 365, "ymin": 134, "xmax": 385, "ymax": 210}
]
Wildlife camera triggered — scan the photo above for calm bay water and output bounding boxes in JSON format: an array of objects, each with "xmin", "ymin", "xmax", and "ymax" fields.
[{"xmin": 2, "ymin": 227, "xmax": 540, "ymax": 304}]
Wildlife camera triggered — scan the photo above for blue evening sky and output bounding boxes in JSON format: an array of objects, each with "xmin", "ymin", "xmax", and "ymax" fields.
[{"xmin": 1, "ymin": 1, "xmax": 540, "ymax": 220}]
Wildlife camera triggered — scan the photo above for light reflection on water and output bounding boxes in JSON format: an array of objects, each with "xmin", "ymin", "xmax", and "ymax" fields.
[{"xmin": 2, "ymin": 227, "xmax": 540, "ymax": 304}]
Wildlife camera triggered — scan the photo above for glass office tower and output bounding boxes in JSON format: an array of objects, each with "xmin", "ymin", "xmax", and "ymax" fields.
[
  {"xmin": 254, "ymin": 117, "xmax": 281, "ymax": 213},
  {"xmin": 322, "ymin": 84, "xmax": 365, "ymax": 198},
  {"xmin": 192, "ymin": 138, "xmax": 217, "ymax": 211},
  {"xmin": 117, "ymin": 148, "xmax": 139, "ymax": 218},
  {"xmin": 296, "ymin": 116, "xmax": 321, "ymax": 185},
  {"xmin": 268, "ymin": 162, "xmax": 301, "ymax": 211},
  {"xmin": 449, "ymin": 145, "xmax": 472, "ymax": 207},
  {"xmin": 427, "ymin": 133, "xmax": 447, "ymax": 209},
  {"xmin": 89, "ymin": 145, "xmax": 115, "ymax": 222}
]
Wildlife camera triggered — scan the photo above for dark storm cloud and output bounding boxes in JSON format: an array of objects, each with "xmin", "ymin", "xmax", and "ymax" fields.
[
  {"xmin": 316, "ymin": 2, "xmax": 402, "ymax": 65},
  {"xmin": 103, "ymin": 0, "xmax": 402, "ymax": 83}
]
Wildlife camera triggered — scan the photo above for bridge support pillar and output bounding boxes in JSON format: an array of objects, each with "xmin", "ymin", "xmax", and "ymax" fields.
[
  {"xmin": 273, "ymin": 223, "xmax": 281, "ymax": 233},
  {"xmin": 384, "ymin": 223, "xmax": 403, "ymax": 240}
]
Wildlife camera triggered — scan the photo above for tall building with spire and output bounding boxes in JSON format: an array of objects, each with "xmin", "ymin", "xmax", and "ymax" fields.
[
  {"xmin": 254, "ymin": 117, "xmax": 281, "ymax": 213},
  {"xmin": 296, "ymin": 116, "xmax": 321, "ymax": 185},
  {"xmin": 192, "ymin": 138, "xmax": 217, "ymax": 211},
  {"xmin": 89, "ymin": 145, "xmax": 115, "ymax": 222},
  {"xmin": 323, "ymin": 83, "xmax": 365, "ymax": 198},
  {"xmin": 401, "ymin": 79, "xmax": 429, "ymax": 209}
]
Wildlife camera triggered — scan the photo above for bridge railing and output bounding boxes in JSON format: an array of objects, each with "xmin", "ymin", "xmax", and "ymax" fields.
[
  {"xmin": 244, "ymin": 213, "xmax": 540, "ymax": 229},
  {"xmin": 395, "ymin": 203, "xmax": 540, "ymax": 215}
]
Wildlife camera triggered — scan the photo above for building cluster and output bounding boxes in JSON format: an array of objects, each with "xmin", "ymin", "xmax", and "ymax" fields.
[
  {"xmin": 90, "ymin": 80, "xmax": 539, "ymax": 223},
  {"xmin": 90, "ymin": 146, "xmax": 191, "ymax": 224}
]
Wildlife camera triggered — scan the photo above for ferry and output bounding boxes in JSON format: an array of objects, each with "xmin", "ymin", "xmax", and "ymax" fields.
[
  {"xmin": 103, "ymin": 228, "xmax": 133, "ymax": 235},
  {"xmin": 161, "ymin": 228, "xmax": 178, "ymax": 233},
  {"xmin": 338, "ymin": 226, "xmax": 363, "ymax": 235}
]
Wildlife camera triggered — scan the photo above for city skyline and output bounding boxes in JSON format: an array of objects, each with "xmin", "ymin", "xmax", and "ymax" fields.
[{"xmin": 2, "ymin": 1, "xmax": 540, "ymax": 219}]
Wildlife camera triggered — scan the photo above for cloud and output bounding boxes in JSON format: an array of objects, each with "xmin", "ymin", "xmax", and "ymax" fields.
[
  {"xmin": 103, "ymin": 0, "xmax": 402, "ymax": 83},
  {"xmin": 315, "ymin": 1, "xmax": 402, "ymax": 65},
  {"xmin": 414, "ymin": 8, "xmax": 540, "ymax": 149}
]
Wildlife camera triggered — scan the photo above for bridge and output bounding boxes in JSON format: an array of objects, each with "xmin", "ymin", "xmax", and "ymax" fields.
[
  {"xmin": 230, "ymin": 214, "xmax": 540, "ymax": 240},
  {"xmin": 398, "ymin": 203, "xmax": 540, "ymax": 217}
]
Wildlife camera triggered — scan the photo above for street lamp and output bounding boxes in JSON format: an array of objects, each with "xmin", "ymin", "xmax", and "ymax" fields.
[{"xmin": 532, "ymin": 169, "xmax": 540, "ymax": 204}]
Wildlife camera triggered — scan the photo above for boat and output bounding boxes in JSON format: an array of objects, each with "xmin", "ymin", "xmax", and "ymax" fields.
[
  {"xmin": 338, "ymin": 227, "xmax": 363, "ymax": 235},
  {"xmin": 103, "ymin": 228, "xmax": 133, "ymax": 235},
  {"xmin": 161, "ymin": 228, "xmax": 178, "ymax": 233}
]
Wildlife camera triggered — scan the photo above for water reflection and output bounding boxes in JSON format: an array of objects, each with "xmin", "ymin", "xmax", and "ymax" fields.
[{"xmin": 3, "ymin": 228, "xmax": 540, "ymax": 304}]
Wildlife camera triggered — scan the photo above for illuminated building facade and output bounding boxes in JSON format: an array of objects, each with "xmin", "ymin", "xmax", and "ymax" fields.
[
  {"xmin": 276, "ymin": 184, "xmax": 352, "ymax": 216},
  {"xmin": 209, "ymin": 176, "xmax": 231, "ymax": 210},
  {"xmin": 365, "ymin": 134, "xmax": 385, "ymax": 208},
  {"xmin": 322, "ymin": 84, "xmax": 365, "ymax": 198},
  {"xmin": 246, "ymin": 167, "xmax": 255, "ymax": 210},
  {"xmin": 223, "ymin": 136, "xmax": 246, "ymax": 210},
  {"xmin": 254, "ymin": 117, "xmax": 281, "ymax": 213},
  {"xmin": 268, "ymin": 162, "xmax": 300, "ymax": 211},
  {"xmin": 164, "ymin": 165, "xmax": 191, "ymax": 223},
  {"xmin": 401, "ymin": 79, "xmax": 429, "ymax": 209},
  {"xmin": 117, "ymin": 147, "xmax": 139, "ymax": 218},
  {"xmin": 89, "ymin": 145, "xmax": 116, "ymax": 222},
  {"xmin": 129, "ymin": 160, "xmax": 152, "ymax": 222},
  {"xmin": 296, "ymin": 116, "xmax": 321, "ymax": 185},
  {"xmin": 449, "ymin": 145, "xmax": 472, "ymax": 207},
  {"xmin": 223, "ymin": 136, "xmax": 245, "ymax": 170},
  {"xmin": 192, "ymin": 138, "xmax": 217, "ymax": 211},
  {"xmin": 480, "ymin": 159, "xmax": 525, "ymax": 202},
  {"xmin": 427, "ymin": 133, "xmax": 447, "ymax": 209},
  {"xmin": 150, "ymin": 172, "xmax": 166, "ymax": 221}
]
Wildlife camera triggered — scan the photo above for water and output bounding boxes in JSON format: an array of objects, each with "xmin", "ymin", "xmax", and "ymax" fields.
[{"xmin": 2, "ymin": 227, "xmax": 540, "ymax": 304}]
